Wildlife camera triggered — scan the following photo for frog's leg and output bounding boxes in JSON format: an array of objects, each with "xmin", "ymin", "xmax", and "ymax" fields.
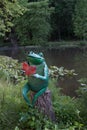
[
  {"xmin": 22, "ymin": 83, "xmax": 32, "ymax": 107},
  {"xmin": 32, "ymin": 87, "xmax": 47, "ymax": 106}
]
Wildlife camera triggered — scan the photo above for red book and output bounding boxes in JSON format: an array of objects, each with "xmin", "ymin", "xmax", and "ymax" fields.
[{"xmin": 22, "ymin": 62, "xmax": 36, "ymax": 76}]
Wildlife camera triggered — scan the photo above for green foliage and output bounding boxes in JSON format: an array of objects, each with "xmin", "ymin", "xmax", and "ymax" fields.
[
  {"xmin": 54, "ymin": 97, "xmax": 80, "ymax": 124},
  {"xmin": 49, "ymin": 66, "xmax": 77, "ymax": 80},
  {"xmin": 48, "ymin": 80, "xmax": 84, "ymax": 130},
  {"xmin": 18, "ymin": 107, "xmax": 55, "ymax": 130},
  {"xmin": 77, "ymin": 78, "xmax": 87, "ymax": 127},
  {"xmin": 1, "ymin": 0, "xmax": 87, "ymax": 46},
  {"xmin": 0, "ymin": 55, "xmax": 23, "ymax": 84},
  {"xmin": 73, "ymin": 0, "xmax": 87, "ymax": 40},
  {"xmin": 15, "ymin": 0, "xmax": 54, "ymax": 45},
  {"xmin": 50, "ymin": 0, "xmax": 76, "ymax": 40},
  {"xmin": 77, "ymin": 78, "xmax": 87, "ymax": 107},
  {"xmin": 0, "ymin": 0, "xmax": 24, "ymax": 37},
  {"xmin": 49, "ymin": 80, "xmax": 80, "ymax": 124},
  {"xmin": 0, "ymin": 79, "xmax": 26, "ymax": 130}
]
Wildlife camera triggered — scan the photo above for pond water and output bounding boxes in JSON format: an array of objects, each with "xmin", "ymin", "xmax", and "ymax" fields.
[
  {"xmin": 0, "ymin": 47, "xmax": 87, "ymax": 97},
  {"xmin": 44, "ymin": 48, "xmax": 87, "ymax": 97}
]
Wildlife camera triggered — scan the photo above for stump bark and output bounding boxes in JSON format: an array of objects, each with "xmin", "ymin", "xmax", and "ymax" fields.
[{"xmin": 31, "ymin": 89, "xmax": 55, "ymax": 121}]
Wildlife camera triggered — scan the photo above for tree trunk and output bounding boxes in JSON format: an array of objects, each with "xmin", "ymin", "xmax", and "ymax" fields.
[
  {"xmin": 9, "ymin": 29, "xmax": 18, "ymax": 58},
  {"xmin": 31, "ymin": 89, "xmax": 55, "ymax": 122}
]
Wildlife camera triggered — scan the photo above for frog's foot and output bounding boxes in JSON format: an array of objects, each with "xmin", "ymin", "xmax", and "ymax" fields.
[{"xmin": 28, "ymin": 104, "xmax": 33, "ymax": 108}]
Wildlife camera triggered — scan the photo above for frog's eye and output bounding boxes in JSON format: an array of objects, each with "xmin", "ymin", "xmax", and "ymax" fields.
[
  {"xmin": 30, "ymin": 51, "xmax": 35, "ymax": 55},
  {"xmin": 39, "ymin": 52, "xmax": 43, "ymax": 57},
  {"xmin": 30, "ymin": 51, "xmax": 33, "ymax": 54}
]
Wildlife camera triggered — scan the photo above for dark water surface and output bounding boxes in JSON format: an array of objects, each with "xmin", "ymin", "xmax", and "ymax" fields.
[
  {"xmin": 0, "ymin": 47, "xmax": 87, "ymax": 97},
  {"xmin": 44, "ymin": 48, "xmax": 87, "ymax": 97}
]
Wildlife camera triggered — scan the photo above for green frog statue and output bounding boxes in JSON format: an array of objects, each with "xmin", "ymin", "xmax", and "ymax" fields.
[{"xmin": 22, "ymin": 51, "xmax": 49, "ymax": 107}]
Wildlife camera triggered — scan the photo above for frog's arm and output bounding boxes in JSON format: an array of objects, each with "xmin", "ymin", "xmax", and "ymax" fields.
[{"xmin": 33, "ymin": 62, "xmax": 48, "ymax": 80}]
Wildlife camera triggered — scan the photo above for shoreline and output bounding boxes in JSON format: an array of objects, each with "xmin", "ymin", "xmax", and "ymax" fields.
[{"xmin": 0, "ymin": 44, "xmax": 87, "ymax": 51}]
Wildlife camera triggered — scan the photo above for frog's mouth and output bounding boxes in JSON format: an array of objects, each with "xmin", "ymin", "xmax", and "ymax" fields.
[{"xmin": 28, "ymin": 56, "xmax": 44, "ymax": 65}]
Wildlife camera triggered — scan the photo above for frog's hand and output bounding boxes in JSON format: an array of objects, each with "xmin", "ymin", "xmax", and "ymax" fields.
[
  {"xmin": 33, "ymin": 62, "xmax": 49, "ymax": 80},
  {"xmin": 32, "ymin": 87, "xmax": 47, "ymax": 106},
  {"xmin": 22, "ymin": 83, "xmax": 32, "ymax": 107},
  {"xmin": 22, "ymin": 62, "xmax": 36, "ymax": 76}
]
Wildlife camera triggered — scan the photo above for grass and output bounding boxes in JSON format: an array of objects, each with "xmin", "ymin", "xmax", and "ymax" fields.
[{"xmin": 0, "ymin": 79, "xmax": 27, "ymax": 130}]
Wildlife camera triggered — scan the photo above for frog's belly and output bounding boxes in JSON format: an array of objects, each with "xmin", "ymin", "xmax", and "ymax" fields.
[{"xmin": 28, "ymin": 78, "xmax": 48, "ymax": 92}]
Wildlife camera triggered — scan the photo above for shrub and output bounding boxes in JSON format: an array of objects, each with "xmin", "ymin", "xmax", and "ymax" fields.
[
  {"xmin": 49, "ymin": 80, "xmax": 82, "ymax": 129},
  {"xmin": 0, "ymin": 55, "xmax": 23, "ymax": 84},
  {"xmin": 53, "ymin": 96, "xmax": 80, "ymax": 124},
  {"xmin": 77, "ymin": 78, "xmax": 87, "ymax": 128}
]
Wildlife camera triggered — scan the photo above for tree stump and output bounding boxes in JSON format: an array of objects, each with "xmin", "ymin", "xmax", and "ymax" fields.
[{"xmin": 31, "ymin": 89, "xmax": 55, "ymax": 121}]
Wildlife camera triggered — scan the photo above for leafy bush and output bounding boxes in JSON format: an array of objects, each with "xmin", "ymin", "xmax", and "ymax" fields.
[
  {"xmin": 49, "ymin": 66, "xmax": 77, "ymax": 79},
  {"xmin": 53, "ymin": 96, "xmax": 80, "ymax": 124},
  {"xmin": 0, "ymin": 55, "xmax": 23, "ymax": 84},
  {"xmin": 48, "ymin": 80, "xmax": 83, "ymax": 129},
  {"xmin": 18, "ymin": 107, "xmax": 55, "ymax": 130},
  {"xmin": 76, "ymin": 78, "xmax": 87, "ymax": 128}
]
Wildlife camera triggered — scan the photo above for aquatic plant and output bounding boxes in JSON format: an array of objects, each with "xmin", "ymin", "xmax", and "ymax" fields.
[{"xmin": 49, "ymin": 66, "xmax": 77, "ymax": 79}]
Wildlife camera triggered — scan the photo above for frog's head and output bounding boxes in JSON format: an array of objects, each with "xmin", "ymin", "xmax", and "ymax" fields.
[{"xmin": 28, "ymin": 51, "xmax": 44, "ymax": 65}]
